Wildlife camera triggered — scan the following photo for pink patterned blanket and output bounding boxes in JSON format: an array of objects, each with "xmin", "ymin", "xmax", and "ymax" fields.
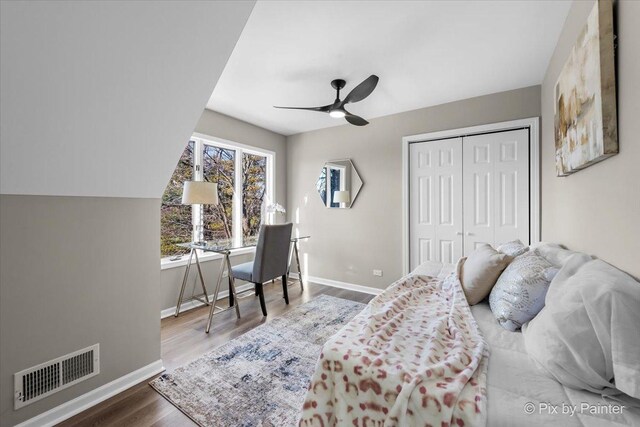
[{"xmin": 299, "ymin": 273, "xmax": 489, "ymax": 427}]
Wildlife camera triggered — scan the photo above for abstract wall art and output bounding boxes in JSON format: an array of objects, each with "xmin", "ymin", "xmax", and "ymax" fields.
[{"xmin": 554, "ymin": 0, "xmax": 617, "ymax": 177}]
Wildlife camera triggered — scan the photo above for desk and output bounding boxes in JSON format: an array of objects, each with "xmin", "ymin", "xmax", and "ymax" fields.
[
  {"xmin": 175, "ymin": 235, "xmax": 310, "ymax": 333},
  {"xmin": 289, "ymin": 235, "xmax": 310, "ymax": 288}
]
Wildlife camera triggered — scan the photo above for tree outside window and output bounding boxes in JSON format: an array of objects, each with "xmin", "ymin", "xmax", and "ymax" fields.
[
  {"xmin": 160, "ymin": 141, "xmax": 194, "ymax": 257},
  {"xmin": 160, "ymin": 137, "xmax": 272, "ymax": 259}
]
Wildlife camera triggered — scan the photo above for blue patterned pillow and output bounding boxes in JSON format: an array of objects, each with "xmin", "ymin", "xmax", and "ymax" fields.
[{"xmin": 489, "ymin": 250, "xmax": 559, "ymax": 331}]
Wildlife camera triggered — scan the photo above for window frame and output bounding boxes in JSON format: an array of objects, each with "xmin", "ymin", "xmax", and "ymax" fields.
[{"xmin": 161, "ymin": 132, "xmax": 275, "ymax": 269}]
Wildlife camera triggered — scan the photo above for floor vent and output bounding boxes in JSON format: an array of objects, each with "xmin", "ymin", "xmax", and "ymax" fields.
[{"xmin": 14, "ymin": 344, "xmax": 100, "ymax": 409}]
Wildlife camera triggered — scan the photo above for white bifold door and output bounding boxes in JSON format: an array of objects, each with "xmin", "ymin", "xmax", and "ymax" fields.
[
  {"xmin": 409, "ymin": 129, "xmax": 529, "ymax": 270},
  {"xmin": 409, "ymin": 137, "xmax": 463, "ymax": 267}
]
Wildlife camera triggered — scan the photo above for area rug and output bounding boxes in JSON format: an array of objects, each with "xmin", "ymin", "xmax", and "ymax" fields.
[{"xmin": 150, "ymin": 295, "xmax": 366, "ymax": 427}]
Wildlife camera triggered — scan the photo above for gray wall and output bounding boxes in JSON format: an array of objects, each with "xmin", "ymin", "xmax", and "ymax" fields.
[
  {"xmin": 286, "ymin": 86, "xmax": 541, "ymax": 289},
  {"xmin": 0, "ymin": 196, "xmax": 161, "ymax": 425},
  {"xmin": 158, "ymin": 109, "xmax": 288, "ymax": 313},
  {"xmin": 540, "ymin": 0, "xmax": 640, "ymax": 279}
]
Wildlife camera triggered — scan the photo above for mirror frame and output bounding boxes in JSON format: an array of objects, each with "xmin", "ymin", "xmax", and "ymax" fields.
[{"xmin": 316, "ymin": 158, "xmax": 363, "ymax": 209}]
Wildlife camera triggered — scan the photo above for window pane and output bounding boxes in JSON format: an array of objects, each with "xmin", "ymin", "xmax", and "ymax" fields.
[
  {"xmin": 160, "ymin": 141, "xmax": 194, "ymax": 257},
  {"xmin": 202, "ymin": 145, "xmax": 235, "ymax": 242},
  {"xmin": 242, "ymin": 153, "xmax": 267, "ymax": 240}
]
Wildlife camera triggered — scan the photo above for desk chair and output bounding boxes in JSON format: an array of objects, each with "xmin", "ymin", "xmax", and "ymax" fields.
[{"xmin": 230, "ymin": 223, "xmax": 293, "ymax": 316}]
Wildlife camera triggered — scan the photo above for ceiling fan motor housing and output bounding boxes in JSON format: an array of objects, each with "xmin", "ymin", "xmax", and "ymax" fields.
[{"xmin": 331, "ymin": 79, "xmax": 346, "ymax": 90}]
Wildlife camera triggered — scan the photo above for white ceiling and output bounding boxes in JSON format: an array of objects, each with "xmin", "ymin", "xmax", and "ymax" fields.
[{"xmin": 207, "ymin": 0, "xmax": 571, "ymax": 136}]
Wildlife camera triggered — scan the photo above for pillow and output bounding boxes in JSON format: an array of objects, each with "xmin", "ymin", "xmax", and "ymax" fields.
[
  {"xmin": 523, "ymin": 258, "xmax": 640, "ymax": 401},
  {"xmin": 531, "ymin": 242, "xmax": 585, "ymax": 267},
  {"xmin": 489, "ymin": 250, "xmax": 559, "ymax": 331},
  {"xmin": 460, "ymin": 244, "xmax": 513, "ymax": 305},
  {"xmin": 544, "ymin": 252, "xmax": 592, "ymax": 303},
  {"xmin": 497, "ymin": 239, "xmax": 529, "ymax": 257}
]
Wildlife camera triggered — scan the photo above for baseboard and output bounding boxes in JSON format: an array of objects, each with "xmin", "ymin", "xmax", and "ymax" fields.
[
  {"xmin": 160, "ymin": 283, "xmax": 255, "ymax": 319},
  {"xmin": 15, "ymin": 359, "xmax": 165, "ymax": 427},
  {"xmin": 161, "ymin": 275, "xmax": 382, "ymax": 319},
  {"xmin": 289, "ymin": 273, "xmax": 383, "ymax": 295}
]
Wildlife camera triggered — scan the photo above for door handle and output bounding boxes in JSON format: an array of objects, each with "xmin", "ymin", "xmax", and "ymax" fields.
[
  {"xmin": 456, "ymin": 231, "xmax": 463, "ymax": 236},
  {"xmin": 466, "ymin": 232, "xmax": 474, "ymax": 236}
]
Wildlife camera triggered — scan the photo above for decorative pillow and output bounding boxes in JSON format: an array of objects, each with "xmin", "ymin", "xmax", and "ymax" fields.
[
  {"xmin": 497, "ymin": 239, "xmax": 529, "ymax": 257},
  {"xmin": 489, "ymin": 250, "xmax": 559, "ymax": 331},
  {"xmin": 523, "ymin": 258, "xmax": 640, "ymax": 401},
  {"xmin": 460, "ymin": 244, "xmax": 513, "ymax": 305}
]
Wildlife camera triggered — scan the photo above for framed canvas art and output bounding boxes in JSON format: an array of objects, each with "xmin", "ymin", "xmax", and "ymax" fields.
[{"xmin": 554, "ymin": 0, "xmax": 617, "ymax": 177}]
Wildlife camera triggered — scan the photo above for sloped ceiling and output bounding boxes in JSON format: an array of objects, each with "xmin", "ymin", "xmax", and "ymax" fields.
[
  {"xmin": 207, "ymin": 0, "xmax": 571, "ymax": 135},
  {"xmin": 0, "ymin": 1, "xmax": 254, "ymax": 198}
]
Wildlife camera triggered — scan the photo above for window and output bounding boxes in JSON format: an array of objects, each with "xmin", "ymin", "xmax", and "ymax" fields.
[
  {"xmin": 202, "ymin": 145, "xmax": 235, "ymax": 242},
  {"xmin": 242, "ymin": 152, "xmax": 267, "ymax": 240},
  {"xmin": 160, "ymin": 135, "xmax": 274, "ymax": 259},
  {"xmin": 160, "ymin": 141, "xmax": 194, "ymax": 257}
]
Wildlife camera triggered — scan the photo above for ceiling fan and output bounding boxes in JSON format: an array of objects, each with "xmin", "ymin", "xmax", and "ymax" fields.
[{"xmin": 274, "ymin": 75, "xmax": 379, "ymax": 126}]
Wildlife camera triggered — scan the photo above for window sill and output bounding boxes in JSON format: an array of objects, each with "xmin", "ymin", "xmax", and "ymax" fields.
[{"xmin": 160, "ymin": 247, "xmax": 256, "ymax": 271}]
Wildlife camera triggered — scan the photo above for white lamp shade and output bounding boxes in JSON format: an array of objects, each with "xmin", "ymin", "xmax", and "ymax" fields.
[
  {"xmin": 333, "ymin": 190, "xmax": 350, "ymax": 203},
  {"xmin": 182, "ymin": 181, "xmax": 219, "ymax": 205}
]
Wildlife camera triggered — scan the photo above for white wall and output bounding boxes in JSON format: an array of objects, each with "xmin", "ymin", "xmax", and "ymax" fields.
[
  {"xmin": 0, "ymin": 0, "xmax": 254, "ymax": 199},
  {"xmin": 540, "ymin": 0, "xmax": 640, "ymax": 279}
]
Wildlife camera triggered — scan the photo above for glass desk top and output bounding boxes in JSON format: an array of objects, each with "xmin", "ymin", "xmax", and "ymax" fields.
[{"xmin": 177, "ymin": 235, "xmax": 310, "ymax": 253}]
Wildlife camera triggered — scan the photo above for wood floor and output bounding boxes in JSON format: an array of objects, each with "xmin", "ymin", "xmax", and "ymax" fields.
[{"xmin": 58, "ymin": 280, "xmax": 374, "ymax": 427}]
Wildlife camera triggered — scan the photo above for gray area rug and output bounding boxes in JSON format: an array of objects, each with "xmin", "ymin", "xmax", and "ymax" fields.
[{"xmin": 150, "ymin": 294, "xmax": 366, "ymax": 427}]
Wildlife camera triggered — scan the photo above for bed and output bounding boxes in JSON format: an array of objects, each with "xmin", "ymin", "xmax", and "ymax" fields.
[
  {"xmin": 299, "ymin": 258, "xmax": 640, "ymax": 426},
  {"xmin": 417, "ymin": 260, "xmax": 640, "ymax": 426}
]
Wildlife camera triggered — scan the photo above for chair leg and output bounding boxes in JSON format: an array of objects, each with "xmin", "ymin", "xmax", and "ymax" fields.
[
  {"xmin": 281, "ymin": 275, "xmax": 289, "ymax": 304},
  {"xmin": 256, "ymin": 283, "xmax": 267, "ymax": 316},
  {"xmin": 255, "ymin": 283, "xmax": 259, "ymax": 296},
  {"xmin": 228, "ymin": 276, "xmax": 234, "ymax": 307}
]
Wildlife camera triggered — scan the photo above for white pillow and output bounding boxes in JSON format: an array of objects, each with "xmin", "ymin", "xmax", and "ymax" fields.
[
  {"xmin": 489, "ymin": 250, "xmax": 559, "ymax": 331},
  {"xmin": 530, "ymin": 242, "xmax": 584, "ymax": 267},
  {"xmin": 497, "ymin": 239, "xmax": 529, "ymax": 257},
  {"xmin": 460, "ymin": 244, "xmax": 513, "ymax": 305},
  {"xmin": 523, "ymin": 258, "xmax": 640, "ymax": 401}
]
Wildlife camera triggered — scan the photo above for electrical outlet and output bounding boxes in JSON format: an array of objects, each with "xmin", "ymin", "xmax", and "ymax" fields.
[{"xmin": 373, "ymin": 269, "xmax": 383, "ymax": 277}]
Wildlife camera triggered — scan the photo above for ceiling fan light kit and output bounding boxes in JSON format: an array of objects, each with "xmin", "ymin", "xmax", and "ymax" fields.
[{"xmin": 274, "ymin": 75, "xmax": 379, "ymax": 126}]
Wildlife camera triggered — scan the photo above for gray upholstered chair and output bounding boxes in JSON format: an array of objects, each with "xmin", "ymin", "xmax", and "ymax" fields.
[{"xmin": 230, "ymin": 223, "xmax": 293, "ymax": 316}]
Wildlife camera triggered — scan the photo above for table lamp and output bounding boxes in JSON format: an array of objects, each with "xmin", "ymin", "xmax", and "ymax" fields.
[
  {"xmin": 182, "ymin": 181, "xmax": 219, "ymax": 243},
  {"xmin": 333, "ymin": 190, "xmax": 350, "ymax": 206}
]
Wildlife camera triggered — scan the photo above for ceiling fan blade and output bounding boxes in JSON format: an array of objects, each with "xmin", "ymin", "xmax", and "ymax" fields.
[
  {"xmin": 273, "ymin": 104, "xmax": 331, "ymax": 112},
  {"xmin": 345, "ymin": 113, "xmax": 369, "ymax": 126},
  {"xmin": 343, "ymin": 75, "xmax": 379, "ymax": 104}
]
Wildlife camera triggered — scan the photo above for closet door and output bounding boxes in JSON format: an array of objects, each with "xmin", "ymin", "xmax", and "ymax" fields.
[
  {"xmin": 462, "ymin": 129, "xmax": 529, "ymax": 254},
  {"xmin": 409, "ymin": 138, "xmax": 463, "ymax": 270}
]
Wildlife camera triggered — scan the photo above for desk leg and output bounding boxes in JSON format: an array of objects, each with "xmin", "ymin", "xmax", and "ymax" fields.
[
  {"xmin": 193, "ymin": 249, "xmax": 209, "ymax": 305},
  {"xmin": 294, "ymin": 241, "xmax": 304, "ymax": 290},
  {"xmin": 225, "ymin": 254, "xmax": 241, "ymax": 319},
  {"xmin": 205, "ymin": 252, "xmax": 227, "ymax": 334},
  {"xmin": 175, "ymin": 249, "xmax": 194, "ymax": 317}
]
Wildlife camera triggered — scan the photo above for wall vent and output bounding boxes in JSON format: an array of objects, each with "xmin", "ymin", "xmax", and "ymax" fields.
[{"xmin": 14, "ymin": 343, "xmax": 99, "ymax": 409}]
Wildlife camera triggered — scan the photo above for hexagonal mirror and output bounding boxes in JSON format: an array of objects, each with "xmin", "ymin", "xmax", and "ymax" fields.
[{"xmin": 316, "ymin": 159, "xmax": 363, "ymax": 208}]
